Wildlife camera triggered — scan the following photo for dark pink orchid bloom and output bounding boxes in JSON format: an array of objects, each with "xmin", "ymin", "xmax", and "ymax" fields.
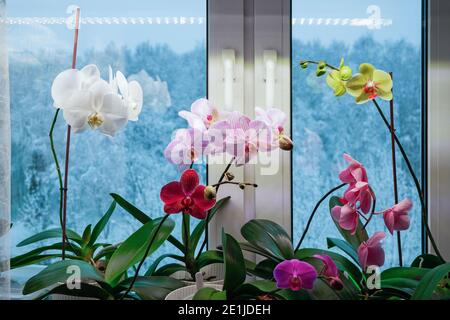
[
  {"xmin": 344, "ymin": 181, "xmax": 372, "ymax": 214},
  {"xmin": 160, "ymin": 169, "xmax": 216, "ymax": 220},
  {"xmin": 314, "ymin": 254, "xmax": 344, "ymax": 290},
  {"xmin": 382, "ymin": 198, "xmax": 412, "ymax": 235},
  {"xmin": 273, "ymin": 259, "xmax": 317, "ymax": 291},
  {"xmin": 339, "ymin": 153, "xmax": 368, "ymax": 184},
  {"xmin": 339, "ymin": 154, "xmax": 373, "ymax": 214},
  {"xmin": 358, "ymin": 232, "xmax": 386, "ymax": 270},
  {"xmin": 331, "ymin": 204, "xmax": 359, "ymax": 235}
]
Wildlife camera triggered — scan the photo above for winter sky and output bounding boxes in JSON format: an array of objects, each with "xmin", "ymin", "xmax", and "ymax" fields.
[{"xmin": 5, "ymin": 0, "xmax": 421, "ymax": 53}]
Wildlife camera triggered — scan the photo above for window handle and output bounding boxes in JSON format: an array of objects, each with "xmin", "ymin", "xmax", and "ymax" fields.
[
  {"xmin": 264, "ymin": 50, "xmax": 277, "ymax": 108},
  {"xmin": 222, "ymin": 49, "xmax": 235, "ymax": 111}
]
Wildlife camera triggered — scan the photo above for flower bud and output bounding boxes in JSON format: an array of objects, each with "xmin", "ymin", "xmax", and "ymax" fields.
[
  {"xmin": 300, "ymin": 61, "xmax": 309, "ymax": 69},
  {"xmin": 279, "ymin": 135, "xmax": 294, "ymax": 151},
  {"xmin": 225, "ymin": 172, "xmax": 235, "ymax": 181},
  {"xmin": 339, "ymin": 66, "xmax": 353, "ymax": 81},
  {"xmin": 330, "ymin": 278, "xmax": 344, "ymax": 291},
  {"xmin": 238, "ymin": 183, "xmax": 246, "ymax": 190},
  {"xmin": 204, "ymin": 186, "xmax": 217, "ymax": 200},
  {"xmin": 318, "ymin": 60, "xmax": 327, "ymax": 69}
]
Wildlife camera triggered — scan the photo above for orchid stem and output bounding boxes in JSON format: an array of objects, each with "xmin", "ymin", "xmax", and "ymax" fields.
[
  {"xmin": 49, "ymin": 109, "xmax": 64, "ymax": 229},
  {"xmin": 294, "ymin": 183, "xmax": 347, "ymax": 252},
  {"xmin": 387, "ymin": 75, "xmax": 403, "ymax": 267},
  {"xmin": 372, "ymin": 99, "xmax": 443, "ymax": 261},
  {"xmin": 61, "ymin": 7, "xmax": 81, "ymax": 260},
  {"xmin": 212, "ymin": 181, "xmax": 257, "ymax": 188},
  {"xmin": 196, "ymin": 157, "xmax": 235, "ymax": 259},
  {"xmin": 362, "ymin": 187, "xmax": 377, "ymax": 231},
  {"xmin": 120, "ymin": 214, "xmax": 170, "ymax": 300},
  {"xmin": 301, "ymin": 60, "xmax": 339, "ymax": 71}
]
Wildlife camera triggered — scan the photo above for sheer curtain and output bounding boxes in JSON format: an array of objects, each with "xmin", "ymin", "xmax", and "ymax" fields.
[{"xmin": 0, "ymin": 0, "xmax": 11, "ymax": 300}]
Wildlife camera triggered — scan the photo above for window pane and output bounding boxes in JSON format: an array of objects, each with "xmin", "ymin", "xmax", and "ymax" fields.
[
  {"xmin": 8, "ymin": 0, "xmax": 205, "ymax": 280},
  {"xmin": 292, "ymin": 0, "xmax": 423, "ymax": 266}
]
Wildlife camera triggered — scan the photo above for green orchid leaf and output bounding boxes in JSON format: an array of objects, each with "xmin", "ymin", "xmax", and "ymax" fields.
[
  {"xmin": 327, "ymin": 237, "xmax": 360, "ymax": 265},
  {"xmin": 17, "ymin": 228, "xmax": 83, "ymax": 247},
  {"xmin": 233, "ymin": 280, "xmax": 277, "ymax": 299},
  {"xmin": 222, "ymin": 230, "xmax": 246, "ymax": 297},
  {"xmin": 274, "ymin": 289, "xmax": 311, "ymax": 300},
  {"xmin": 154, "ymin": 263, "xmax": 187, "ymax": 277},
  {"xmin": 196, "ymin": 250, "xmax": 224, "ymax": 270},
  {"xmin": 381, "ymin": 267, "xmax": 429, "ymax": 282},
  {"xmin": 241, "ymin": 219, "xmax": 294, "ymax": 260},
  {"xmin": 144, "ymin": 254, "xmax": 184, "ymax": 276},
  {"xmin": 9, "ymin": 242, "xmax": 81, "ymax": 270},
  {"xmin": 111, "ymin": 193, "xmax": 185, "ymax": 253},
  {"xmin": 238, "ymin": 242, "xmax": 279, "ymax": 261},
  {"xmin": 411, "ymin": 254, "xmax": 445, "ymax": 269},
  {"xmin": 411, "ymin": 263, "xmax": 450, "ymax": 300},
  {"xmin": 247, "ymin": 259, "xmax": 277, "ymax": 280},
  {"xmin": 81, "ymin": 224, "xmax": 92, "ymax": 246},
  {"xmin": 193, "ymin": 287, "xmax": 226, "ymax": 300},
  {"xmin": 190, "ymin": 197, "xmax": 230, "ymax": 253},
  {"xmin": 329, "ymin": 196, "xmax": 368, "ymax": 250},
  {"xmin": 89, "ymin": 201, "xmax": 116, "ymax": 246},
  {"xmin": 34, "ymin": 282, "xmax": 113, "ymax": 300},
  {"xmin": 116, "ymin": 276, "xmax": 184, "ymax": 300},
  {"xmin": 23, "ymin": 259, "xmax": 105, "ymax": 295},
  {"xmin": 104, "ymin": 217, "xmax": 175, "ymax": 286}
]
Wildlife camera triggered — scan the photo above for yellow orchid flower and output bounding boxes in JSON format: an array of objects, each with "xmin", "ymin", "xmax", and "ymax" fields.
[{"xmin": 346, "ymin": 63, "xmax": 393, "ymax": 104}]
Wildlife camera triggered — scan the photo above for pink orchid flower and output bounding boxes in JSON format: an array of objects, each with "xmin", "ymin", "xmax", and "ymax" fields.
[
  {"xmin": 178, "ymin": 98, "xmax": 222, "ymax": 132},
  {"xmin": 164, "ymin": 128, "xmax": 209, "ymax": 166},
  {"xmin": 339, "ymin": 154, "xmax": 368, "ymax": 184},
  {"xmin": 210, "ymin": 111, "xmax": 270, "ymax": 165},
  {"xmin": 382, "ymin": 198, "xmax": 412, "ymax": 235},
  {"xmin": 331, "ymin": 204, "xmax": 359, "ymax": 235},
  {"xmin": 273, "ymin": 259, "xmax": 318, "ymax": 291},
  {"xmin": 313, "ymin": 254, "xmax": 344, "ymax": 290},
  {"xmin": 255, "ymin": 107, "xmax": 293, "ymax": 150},
  {"xmin": 358, "ymin": 232, "xmax": 386, "ymax": 270},
  {"xmin": 160, "ymin": 169, "xmax": 216, "ymax": 220},
  {"xmin": 344, "ymin": 181, "xmax": 373, "ymax": 214}
]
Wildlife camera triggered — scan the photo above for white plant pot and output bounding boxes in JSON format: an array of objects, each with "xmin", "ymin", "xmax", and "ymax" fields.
[
  {"xmin": 165, "ymin": 283, "xmax": 223, "ymax": 300},
  {"xmin": 170, "ymin": 263, "xmax": 224, "ymax": 285}
]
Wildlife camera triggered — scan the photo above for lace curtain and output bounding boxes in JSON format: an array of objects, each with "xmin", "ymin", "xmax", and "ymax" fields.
[{"xmin": 0, "ymin": 0, "xmax": 11, "ymax": 300}]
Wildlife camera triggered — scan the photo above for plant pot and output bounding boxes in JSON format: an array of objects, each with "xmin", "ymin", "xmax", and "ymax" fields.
[
  {"xmin": 165, "ymin": 283, "xmax": 223, "ymax": 300},
  {"xmin": 170, "ymin": 263, "xmax": 224, "ymax": 285}
]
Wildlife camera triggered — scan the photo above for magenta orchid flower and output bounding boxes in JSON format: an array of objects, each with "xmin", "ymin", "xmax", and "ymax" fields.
[
  {"xmin": 331, "ymin": 204, "xmax": 359, "ymax": 235},
  {"xmin": 210, "ymin": 111, "xmax": 270, "ymax": 165},
  {"xmin": 357, "ymin": 232, "xmax": 386, "ymax": 270},
  {"xmin": 164, "ymin": 128, "xmax": 208, "ymax": 166},
  {"xmin": 160, "ymin": 169, "xmax": 216, "ymax": 220},
  {"xmin": 314, "ymin": 254, "xmax": 344, "ymax": 290},
  {"xmin": 382, "ymin": 198, "xmax": 412, "ymax": 235},
  {"xmin": 273, "ymin": 259, "xmax": 318, "ymax": 291},
  {"xmin": 178, "ymin": 98, "xmax": 222, "ymax": 132}
]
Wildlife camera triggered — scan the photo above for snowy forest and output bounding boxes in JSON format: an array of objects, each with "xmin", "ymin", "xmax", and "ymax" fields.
[{"xmin": 9, "ymin": 35, "xmax": 422, "ymax": 267}]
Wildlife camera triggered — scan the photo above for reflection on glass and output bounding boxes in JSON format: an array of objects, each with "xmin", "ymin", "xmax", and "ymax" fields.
[{"xmin": 292, "ymin": 0, "xmax": 423, "ymax": 266}]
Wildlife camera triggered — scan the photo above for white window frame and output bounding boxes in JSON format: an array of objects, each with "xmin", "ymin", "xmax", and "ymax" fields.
[
  {"xmin": 207, "ymin": 0, "xmax": 450, "ymax": 261},
  {"xmin": 207, "ymin": 0, "xmax": 292, "ymax": 253}
]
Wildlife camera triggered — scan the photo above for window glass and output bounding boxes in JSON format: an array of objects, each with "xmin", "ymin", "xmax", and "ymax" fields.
[
  {"xmin": 292, "ymin": 0, "xmax": 423, "ymax": 266},
  {"xmin": 7, "ymin": 0, "xmax": 206, "ymax": 265}
]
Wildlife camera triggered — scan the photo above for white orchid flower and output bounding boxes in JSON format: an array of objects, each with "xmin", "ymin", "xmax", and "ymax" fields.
[
  {"xmin": 109, "ymin": 66, "xmax": 143, "ymax": 121},
  {"xmin": 179, "ymin": 98, "xmax": 225, "ymax": 132},
  {"xmin": 51, "ymin": 64, "xmax": 101, "ymax": 109},
  {"xmin": 62, "ymin": 79, "xmax": 129, "ymax": 136}
]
